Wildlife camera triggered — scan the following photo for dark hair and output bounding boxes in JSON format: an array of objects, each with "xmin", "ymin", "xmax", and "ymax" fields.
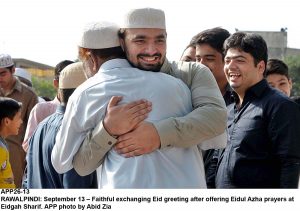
[
  {"xmin": 54, "ymin": 60, "xmax": 74, "ymax": 80},
  {"xmin": 91, "ymin": 47, "xmax": 125, "ymax": 59},
  {"xmin": 118, "ymin": 29, "xmax": 126, "ymax": 40},
  {"xmin": 0, "ymin": 97, "xmax": 22, "ymax": 123},
  {"xmin": 266, "ymin": 59, "xmax": 289, "ymax": 78},
  {"xmin": 58, "ymin": 89, "xmax": 76, "ymax": 105},
  {"xmin": 224, "ymin": 32, "xmax": 268, "ymax": 67},
  {"xmin": 5, "ymin": 65, "xmax": 14, "ymax": 72},
  {"xmin": 180, "ymin": 43, "xmax": 196, "ymax": 61},
  {"xmin": 41, "ymin": 96, "xmax": 52, "ymax": 102},
  {"xmin": 184, "ymin": 43, "xmax": 196, "ymax": 51},
  {"xmin": 194, "ymin": 27, "xmax": 230, "ymax": 58}
]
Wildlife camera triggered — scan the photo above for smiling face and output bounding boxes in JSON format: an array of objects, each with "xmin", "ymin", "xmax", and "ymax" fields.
[
  {"xmin": 224, "ymin": 48, "xmax": 265, "ymax": 98},
  {"xmin": 120, "ymin": 28, "xmax": 167, "ymax": 72},
  {"xmin": 266, "ymin": 73, "xmax": 292, "ymax": 97}
]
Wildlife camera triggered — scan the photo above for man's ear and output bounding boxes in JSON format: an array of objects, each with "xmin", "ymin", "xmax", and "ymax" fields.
[
  {"xmin": 11, "ymin": 66, "xmax": 16, "ymax": 74},
  {"xmin": 3, "ymin": 117, "xmax": 10, "ymax": 126},
  {"xmin": 119, "ymin": 38, "xmax": 125, "ymax": 52},
  {"xmin": 289, "ymin": 78, "xmax": 293, "ymax": 90},
  {"xmin": 53, "ymin": 79, "xmax": 59, "ymax": 89},
  {"xmin": 258, "ymin": 60, "xmax": 266, "ymax": 75},
  {"xmin": 90, "ymin": 53, "xmax": 99, "ymax": 72}
]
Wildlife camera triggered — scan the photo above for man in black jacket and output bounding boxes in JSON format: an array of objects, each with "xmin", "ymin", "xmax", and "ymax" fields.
[{"xmin": 216, "ymin": 32, "xmax": 300, "ymax": 188}]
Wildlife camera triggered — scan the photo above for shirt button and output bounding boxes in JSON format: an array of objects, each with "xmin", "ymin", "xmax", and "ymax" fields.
[{"xmin": 108, "ymin": 141, "xmax": 112, "ymax": 145}]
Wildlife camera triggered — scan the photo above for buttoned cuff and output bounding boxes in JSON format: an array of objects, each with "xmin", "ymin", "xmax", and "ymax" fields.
[
  {"xmin": 92, "ymin": 120, "xmax": 118, "ymax": 150},
  {"xmin": 153, "ymin": 119, "xmax": 175, "ymax": 149}
]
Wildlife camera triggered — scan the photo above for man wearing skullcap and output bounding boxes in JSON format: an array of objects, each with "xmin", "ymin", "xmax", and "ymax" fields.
[
  {"xmin": 52, "ymin": 21, "xmax": 225, "ymax": 188},
  {"xmin": 22, "ymin": 60, "xmax": 74, "ymax": 152},
  {"xmin": 0, "ymin": 53, "xmax": 38, "ymax": 188},
  {"xmin": 23, "ymin": 62, "xmax": 97, "ymax": 188},
  {"xmin": 72, "ymin": 8, "xmax": 227, "ymax": 180}
]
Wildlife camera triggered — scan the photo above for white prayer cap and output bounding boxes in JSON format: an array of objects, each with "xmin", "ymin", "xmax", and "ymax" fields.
[
  {"xmin": 59, "ymin": 62, "xmax": 87, "ymax": 89},
  {"xmin": 78, "ymin": 22, "xmax": 120, "ymax": 49},
  {"xmin": 14, "ymin": 68, "xmax": 32, "ymax": 83},
  {"xmin": 0, "ymin": 54, "xmax": 14, "ymax": 68},
  {"xmin": 122, "ymin": 8, "xmax": 166, "ymax": 29},
  {"xmin": 14, "ymin": 68, "xmax": 32, "ymax": 87}
]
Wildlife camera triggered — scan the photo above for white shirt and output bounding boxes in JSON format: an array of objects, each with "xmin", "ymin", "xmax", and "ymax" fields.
[{"xmin": 52, "ymin": 59, "xmax": 206, "ymax": 188}]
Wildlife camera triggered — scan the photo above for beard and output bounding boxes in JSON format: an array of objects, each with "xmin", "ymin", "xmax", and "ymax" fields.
[{"xmin": 123, "ymin": 47, "xmax": 165, "ymax": 72}]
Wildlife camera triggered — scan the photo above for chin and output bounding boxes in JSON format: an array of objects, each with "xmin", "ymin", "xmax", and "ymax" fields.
[
  {"xmin": 229, "ymin": 84, "xmax": 239, "ymax": 89},
  {"xmin": 141, "ymin": 64, "xmax": 162, "ymax": 72}
]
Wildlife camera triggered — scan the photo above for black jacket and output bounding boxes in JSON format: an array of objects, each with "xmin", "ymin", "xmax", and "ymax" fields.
[{"xmin": 216, "ymin": 80, "xmax": 300, "ymax": 188}]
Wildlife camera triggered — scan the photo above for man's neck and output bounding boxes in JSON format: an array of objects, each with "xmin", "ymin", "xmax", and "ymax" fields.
[
  {"xmin": 235, "ymin": 91, "xmax": 245, "ymax": 110},
  {"xmin": 0, "ymin": 129, "xmax": 8, "ymax": 140},
  {"xmin": 219, "ymin": 82, "xmax": 228, "ymax": 96}
]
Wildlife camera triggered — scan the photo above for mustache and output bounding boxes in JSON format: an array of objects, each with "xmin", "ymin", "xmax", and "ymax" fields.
[{"xmin": 137, "ymin": 53, "xmax": 162, "ymax": 58}]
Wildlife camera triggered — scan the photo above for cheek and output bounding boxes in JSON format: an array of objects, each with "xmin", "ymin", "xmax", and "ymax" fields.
[
  {"xmin": 158, "ymin": 45, "xmax": 166, "ymax": 55},
  {"xmin": 206, "ymin": 63, "xmax": 216, "ymax": 72},
  {"xmin": 280, "ymin": 84, "xmax": 290, "ymax": 91},
  {"xmin": 124, "ymin": 46, "xmax": 137, "ymax": 57}
]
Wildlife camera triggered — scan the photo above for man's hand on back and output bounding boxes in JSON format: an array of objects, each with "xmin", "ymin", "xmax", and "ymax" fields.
[
  {"xmin": 103, "ymin": 96, "xmax": 152, "ymax": 136},
  {"xmin": 114, "ymin": 122, "xmax": 161, "ymax": 157}
]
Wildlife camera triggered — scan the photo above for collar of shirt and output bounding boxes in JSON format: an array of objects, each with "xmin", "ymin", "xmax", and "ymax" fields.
[
  {"xmin": 0, "ymin": 77, "xmax": 22, "ymax": 96},
  {"xmin": 224, "ymin": 83, "xmax": 234, "ymax": 106},
  {"xmin": 99, "ymin": 59, "xmax": 132, "ymax": 73},
  {"xmin": 12, "ymin": 77, "xmax": 22, "ymax": 92},
  {"xmin": 52, "ymin": 96, "xmax": 60, "ymax": 105},
  {"xmin": 160, "ymin": 58, "xmax": 171, "ymax": 74},
  {"xmin": 233, "ymin": 79, "xmax": 268, "ymax": 105},
  {"xmin": 56, "ymin": 105, "xmax": 66, "ymax": 115}
]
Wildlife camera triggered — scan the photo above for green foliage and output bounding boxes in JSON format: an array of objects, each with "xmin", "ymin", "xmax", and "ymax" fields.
[
  {"xmin": 32, "ymin": 76, "xmax": 56, "ymax": 99},
  {"xmin": 284, "ymin": 55, "xmax": 300, "ymax": 96}
]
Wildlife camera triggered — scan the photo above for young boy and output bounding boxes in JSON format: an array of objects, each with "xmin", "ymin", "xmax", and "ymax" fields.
[
  {"xmin": 0, "ymin": 97, "xmax": 22, "ymax": 188},
  {"xmin": 265, "ymin": 58, "xmax": 292, "ymax": 97}
]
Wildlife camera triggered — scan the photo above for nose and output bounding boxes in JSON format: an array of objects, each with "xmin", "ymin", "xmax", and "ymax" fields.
[
  {"xmin": 144, "ymin": 43, "xmax": 158, "ymax": 55},
  {"xmin": 225, "ymin": 59, "xmax": 236, "ymax": 70},
  {"xmin": 197, "ymin": 58, "xmax": 204, "ymax": 64}
]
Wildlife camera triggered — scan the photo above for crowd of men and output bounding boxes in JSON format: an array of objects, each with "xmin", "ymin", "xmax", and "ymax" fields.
[{"xmin": 0, "ymin": 7, "xmax": 299, "ymax": 189}]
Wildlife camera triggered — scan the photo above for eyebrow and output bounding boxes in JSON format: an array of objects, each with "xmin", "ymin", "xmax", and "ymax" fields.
[
  {"xmin": 198, "ymin": 54, "xmax": 216, "ymax": 58},
  {"xmin": 278, "ymin": 78, "xmax": 288, "ymax": 82},
  {"xmin": 0, "ymin": 70, "xmax": 9, "ymax": 75},
  {"xmin": 225, "ymin": 55, "xmax": 246, "ymax": 60}
]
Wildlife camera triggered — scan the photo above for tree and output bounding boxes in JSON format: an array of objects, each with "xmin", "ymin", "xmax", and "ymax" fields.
[
  {"xmin": 32, "ymin": 76, "xmax": 56, "ymax": 99},
  {"xmin": 284, "ymin": 55, "xmax": 300, "ymax": 97}
]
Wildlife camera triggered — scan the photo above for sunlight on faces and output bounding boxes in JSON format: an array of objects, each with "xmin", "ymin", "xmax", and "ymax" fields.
[
  {"xmin": 266, "ymin": 73, "xmax": 292, "ymax": 97},
  {"xmin": 224, "ymin": 48, "xmax": 265, "ymax": 96},
  {"xmin": 120, "ymin": 28, "xmax": 167, "ymax": 72}
]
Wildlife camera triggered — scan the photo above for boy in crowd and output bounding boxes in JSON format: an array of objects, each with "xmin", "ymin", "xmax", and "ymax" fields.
[
  {"xmin": 265, "ymin": 58, "xmax": 292, "ymax": 97},
  {"xmin": 0, "ymin": 97, "xmax": 23, "ymax": 188}
]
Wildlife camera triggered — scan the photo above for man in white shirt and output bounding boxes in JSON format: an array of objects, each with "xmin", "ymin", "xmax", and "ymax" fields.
[
  {"xmin": 52, "ymin": 21, "xmax": 224, "ymax": 188},
  {"xmin": 72, "ymin": 8, "xmax": 227, "ymax": 178}
]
